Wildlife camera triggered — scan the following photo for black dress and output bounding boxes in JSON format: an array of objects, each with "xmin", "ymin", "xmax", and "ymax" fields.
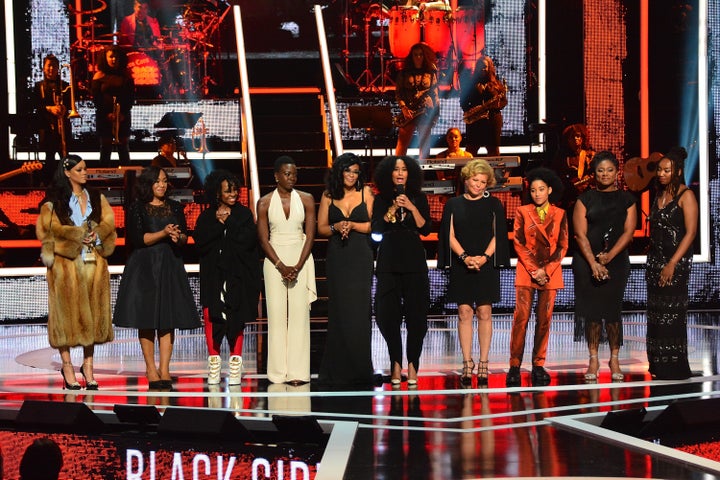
[
  {"xmin": 645, "ymin": 189, "xmax": 692, "ymax": 379},
  {"xmin": 572, "ymin": 189, "xmax": 636, "ymax": 342},
  {"xmin": 437, "ymin": 194, "xmax": 510, "ymax": 305},
  {"xmin": 318, "ymin": 194, "xmax": 375, "ymax": 387},
  {"xmin": 114, "ymin": 200, "xmax": 200, "ymax": 330}
]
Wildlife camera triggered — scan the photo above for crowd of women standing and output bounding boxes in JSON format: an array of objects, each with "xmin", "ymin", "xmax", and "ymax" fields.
[{"xmin": 35, "ymin": 145, "xmax": 697, "ymax": 390}]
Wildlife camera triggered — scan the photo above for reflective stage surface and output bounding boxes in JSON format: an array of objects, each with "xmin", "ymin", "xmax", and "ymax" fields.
[{"xmin": 0, "ymin": 312, "xmax": 719, "ymax": 479}]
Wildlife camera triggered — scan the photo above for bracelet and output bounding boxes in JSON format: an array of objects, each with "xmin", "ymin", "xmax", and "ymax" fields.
[
  {"xmin": 482, "ymin": 252, "xmax": 490, "ymax": 260},
  {"xmin": 330, "ymin": 224, "xmax": 336, "ymax": 234},
  {"xmin": 458, "ymin": 252, "xmax": 469, "ymax": 262},
  {"xmin": 274, "ymin": 259, "xmax": 282, "ymax": 268}
]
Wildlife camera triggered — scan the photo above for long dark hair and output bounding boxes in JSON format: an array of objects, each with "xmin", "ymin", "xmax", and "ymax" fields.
[
  {"xmin": 134, "ymin": 166, "xmax": 170, "ymax": 203},
  {"xmin": 46, "ymin": 154, "xmax": 100, "ymax": 225},
  {"xmin": 203, "ymin": 169, "xmax": 241, "ymax": 208},
  {"xmin": 373, "ymin": 155, "xmax": 423, "ymax": 200},
  {"xmin": 325, "ymin": 153, "xmax": 364, "ymax": 200},
  {"xmin": 402, "ymin": 42, "xmax": 437, "ymax": 73}
]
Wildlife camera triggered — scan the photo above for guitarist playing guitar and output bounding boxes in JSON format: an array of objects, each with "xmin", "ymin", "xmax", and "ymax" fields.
[{"xmin": 554, "ymin": 123, "xmax": 595, "ymax": 211}]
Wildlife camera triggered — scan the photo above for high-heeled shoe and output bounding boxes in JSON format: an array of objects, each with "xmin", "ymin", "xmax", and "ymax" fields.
[
  {"xmin": 609, "ymin": 354, "xmax": 624, "ymax": 381},
  {"xmin": 61, "ymin": 363, "xmax": 81, "ymax": 390},
  {"xmin": 390, "ymin": 362, "xmax": 402, "ymax": 385},
  {"xmin": 460, "ymin": 359, "xmax": 475, "ymax": 386},
  {"xmin": 477, "ymin": 360, "xmax": 489, "ymax": 386},
  {"xmin": 407, "ymin": 363, "xmax": 418, "ymax": 386},
  {"xmin": 80, "ymin": 364, "xmax": 98, "ymax": 390},
  {"xmin": 585, "ymin": 354, "xmax": 599, "ymax": 382}
]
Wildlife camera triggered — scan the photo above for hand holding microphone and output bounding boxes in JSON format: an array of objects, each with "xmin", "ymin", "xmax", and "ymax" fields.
[{"xmin": 395, "ymin": 184, "xmax": 405, "ymax": 218}]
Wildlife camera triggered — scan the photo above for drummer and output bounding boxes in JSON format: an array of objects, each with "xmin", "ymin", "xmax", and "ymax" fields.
[{"xmin": 119, "ymin": 0, "xmax": 161, "ymax": 48}]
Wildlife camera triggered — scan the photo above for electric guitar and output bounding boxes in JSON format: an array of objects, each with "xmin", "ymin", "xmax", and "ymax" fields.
[
  {"xmin": 0, "ymin": 161, "xmax": 43, "ymax": 183},
  {"xmin": 624, "ymin": 152, "xmax": 663, "ymax": 192}
]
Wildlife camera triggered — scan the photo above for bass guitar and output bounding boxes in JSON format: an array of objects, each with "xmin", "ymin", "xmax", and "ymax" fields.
[{"xmin": 624, "ymin": 152, "xmax": 663, "ymax": 192}]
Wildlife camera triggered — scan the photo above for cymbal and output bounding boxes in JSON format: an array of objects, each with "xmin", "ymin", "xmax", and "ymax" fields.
[
  {"xmin": 73, "ymin": 22, "xmax": 107, "ymax": 28},
  {"xmin": 94, "ymin": 32, "xmax": 120, "ymax": 39},
  {"xmin": 67, "ymin": 0, "xmax": 107, "ymax": 15}
]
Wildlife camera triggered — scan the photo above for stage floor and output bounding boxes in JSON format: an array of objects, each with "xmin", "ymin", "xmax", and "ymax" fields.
[{"xmin": 1, "ymin": 313, "xmax": 719, "ymax": 479}]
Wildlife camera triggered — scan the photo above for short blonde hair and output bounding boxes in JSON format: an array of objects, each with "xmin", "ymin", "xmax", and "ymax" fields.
[{"xmin": 461, "ymin": 159, "xmax": 496, "ymax": 187}]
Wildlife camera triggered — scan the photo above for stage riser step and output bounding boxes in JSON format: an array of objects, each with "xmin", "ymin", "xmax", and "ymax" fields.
[
  {"xmin": 255, "ymin": 132, "xmax": 327, "ymax": 150},
  {"xmin": 258, "ymin": 167, "xmax": 328, "ymax": 184},
  {"xmin": 254, "ymin": 116, "xmax": 324, "ymax": 132},
  {"xmin": 251, "ymin": 96, "xmax": 323, "ymax": 113}
]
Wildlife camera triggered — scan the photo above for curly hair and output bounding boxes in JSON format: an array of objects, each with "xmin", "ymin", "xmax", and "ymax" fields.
[
  {"xmin": 373, "ymin": 155, "xmax": 423, "ymax": 200},
  {"xmin": 589, "ymin": 150, "xmax": 619, "ymax": 173},
  {"xmin": 562, "ymin": 123, "xmax": 592, "ymax": 152},
  {"xmin": 525, "ymin": 167, "xmax": 564, "ymax": 204},
  {"xmin": 325, "ymin": 153, "xmax": 364, "ymax": 200},
  {"xmin": 134, "ymin": 165, "xmax": 170, "ymax": 203},
  {"xmin": 658, "ymin": 146, "xmax": 688, "ymax": 197},
  {"xmin": 460, "ymin": 158, "xmax": 497, "ymax": 188},
  {"xmin": 203, "ymin": 169, "xmax": 241, "ymax": 207},
  {"xmin": 97, "ymin": 45, "xmax": 128, "ymax": 74}
]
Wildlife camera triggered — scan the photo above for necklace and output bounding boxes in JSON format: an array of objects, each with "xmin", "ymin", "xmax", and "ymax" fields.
[{"xmin": 73, "ymin": 190, "xmax": 84, "ymax": 200}]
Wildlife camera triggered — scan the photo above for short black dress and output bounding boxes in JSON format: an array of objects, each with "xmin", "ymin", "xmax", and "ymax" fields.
[
  {"xmin": 438, "ymin": 194, "xmax": 509, "ymax": 305},
  {"xmin": 114, "ymin": 200, "xmax": 201, "ymax": 330}
]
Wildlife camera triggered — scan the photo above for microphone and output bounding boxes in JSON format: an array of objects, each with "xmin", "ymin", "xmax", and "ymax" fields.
[{"xmin": 396, "ymin": 184, "xmax": 405, "ymax": 218}]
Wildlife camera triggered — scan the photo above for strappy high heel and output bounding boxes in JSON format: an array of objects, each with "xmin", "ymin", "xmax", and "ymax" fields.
[
  {"xmin": 80, "ymin": 363, "xmax": 98, "ymax": 390},
  {"xmin": 61, "ymin": 362, "xmax": 81, "ymax": 390},
  {"xmin": 585, "ymin": 354, "xmax": 599, "ymax": 382},
  {"xmin": 461, "ymin": 359, "xmax": 475, "ymax": 386},
  {"xmin": 477, "ymin": 360, "xmax": 489, "ymax": 386},
  {"xmin": 609, "ymin": 354, "xmax": 624, "ymax": 381}
]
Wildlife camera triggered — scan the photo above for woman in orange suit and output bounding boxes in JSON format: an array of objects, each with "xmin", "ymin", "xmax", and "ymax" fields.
[{"xmin": 506, "ymin": 168, "xmax": 568, "ymax": 387}]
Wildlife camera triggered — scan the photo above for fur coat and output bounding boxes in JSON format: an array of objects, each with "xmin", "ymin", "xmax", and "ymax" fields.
[{"xmin": 35, "ymin": 193, "xmax": 117, "ymax": 348}]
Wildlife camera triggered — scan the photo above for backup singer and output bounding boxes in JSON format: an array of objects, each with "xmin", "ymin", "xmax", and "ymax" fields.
[
  {"xmin": 555, "ymin": 123, "xmax": 595, "ymax": 210},
  {"xmin": 36, "ymin": 155, "xmax": 117, "ymax": 390},
  {"xmin": 459, "ymin": 54, "xmax": 507, "ymax": 157},
  {"xmin": 395, "ymin": 43, "xmax": 440, "ymax": 161},
  {"xmin": 194, "ymin": 170, "xmax": 261, "ymax": 385},
  {"xmin": 372, "ymin": 156, "xmax": 432, "ymax": 386},
  {"xmin": 92, "ymin": 46, "xmax": 134, "ymax": 167},
  {"xmin": 34, "ymin": 54, "xmax": 71, "ymax": 184},
  {"xmin": 257, "ymin": 156, "xmax": 317, "ymax": 385},
  {"xmin": 646, "ymin": 147, "xmax": 697, "ymax": 380}
]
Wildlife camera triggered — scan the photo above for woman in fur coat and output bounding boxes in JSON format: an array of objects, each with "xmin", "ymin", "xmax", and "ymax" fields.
[{"xmin": 36, "ymin": 155, "xmax": 116, "ymax": 389}]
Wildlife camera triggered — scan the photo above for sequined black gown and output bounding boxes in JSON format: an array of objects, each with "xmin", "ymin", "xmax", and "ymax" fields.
[{"xmin": 645, "ymin": 189, "xmax": 692, "ymax": 379}]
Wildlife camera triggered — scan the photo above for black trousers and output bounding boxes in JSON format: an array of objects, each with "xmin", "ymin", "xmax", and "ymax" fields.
[{"xmin": 375, "ymin": 271, "xmax": 429, "ymax": 369}]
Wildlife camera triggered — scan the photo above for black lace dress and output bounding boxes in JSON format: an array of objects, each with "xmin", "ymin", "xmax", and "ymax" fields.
[
  {"xmin": 318, "ymin": 194, "xmax": 375, "ymax": 387},
  {"xmin": 114, "ymin": 200, "xmax": 200, "ymax": 330},
  {"xmin": 645, "ymin": 189, "xmax": 692, "ymax": 379}
]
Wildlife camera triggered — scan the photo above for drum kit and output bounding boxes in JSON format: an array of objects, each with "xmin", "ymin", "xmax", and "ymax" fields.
[
  {"xmin": 344, "ymin": 1, "xmax": 486, "ymax": 91},
  {"xmin": 68, "ymin": 0, "xmax": 229, "ymax": 98}
]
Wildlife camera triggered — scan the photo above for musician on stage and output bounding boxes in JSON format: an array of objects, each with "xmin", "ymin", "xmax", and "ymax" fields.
[
  {"xmin": 119, "ymin": 0, "xmax": 161, "ymax": 48},
  {"xmin": 92, "ymin": 46, "xmax": 134, "ymax": 167},
  {"xmin": 459, "ymin": 54, "xmax": 507, "ymax": 157},
  {"xmin": 33, "ymin": 54, "xmax": 71, "ymax": 185},
  {"xmin": 554, "ymin": 123, "xmax": 594, "ymax": 210},
  {"xmin": 151, "ymin": 136, "xmax": 181, "ymax": 168},
  {"xmin": 403, "ymin": 0, "xmax": 450, "ymax": 9},
  {"xmin": 436, "ymin": 127, "xmax": 474, "ymax": 159},
  {"xmin": 395, "ymin": 42, "xmax": 440, "ymax": 161}
]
